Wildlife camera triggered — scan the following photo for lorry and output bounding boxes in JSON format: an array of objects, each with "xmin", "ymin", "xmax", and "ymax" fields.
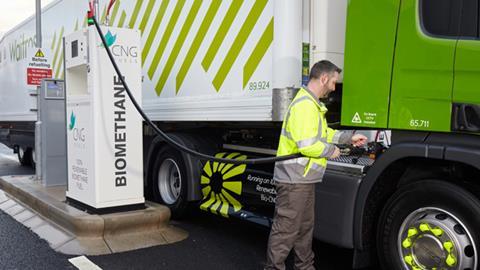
[{"xmin": 1, "ymin": 0, "xmax": 479, "ymax": 269}]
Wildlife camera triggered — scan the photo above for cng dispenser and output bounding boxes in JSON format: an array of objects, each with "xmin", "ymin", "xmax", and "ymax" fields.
[
  {"xmin": 64, "ymin": 25, "xmax": 144, "ymax": 213},
  {"xmin": 61, "ymin": 2, "xmax": 306, "ymax": 214}
]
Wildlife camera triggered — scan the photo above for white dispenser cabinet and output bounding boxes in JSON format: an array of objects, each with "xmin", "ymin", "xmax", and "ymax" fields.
[{"xmin": 64, "ymin": 27, "xmax": 144, "ymax": 212}]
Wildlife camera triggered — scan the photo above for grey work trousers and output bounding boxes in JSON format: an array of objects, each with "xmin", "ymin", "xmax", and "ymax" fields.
[{"xmin": 265, "ymin": 182, "xmax": 316, "ymax": 270}]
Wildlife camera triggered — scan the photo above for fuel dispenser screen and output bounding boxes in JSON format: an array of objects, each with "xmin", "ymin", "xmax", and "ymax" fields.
[
  {"xmin": 45, "ymin": 81, "xmax": 65, "ymax": 99},
  {"xmin": 71, "ymin": 40, "xmax": 78, "ymax": 58}
]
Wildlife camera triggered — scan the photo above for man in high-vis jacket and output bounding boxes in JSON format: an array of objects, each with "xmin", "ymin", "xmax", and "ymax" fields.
[{"xmin": 265, "ymin": 60, "xmax": 367, "ymax": 270}]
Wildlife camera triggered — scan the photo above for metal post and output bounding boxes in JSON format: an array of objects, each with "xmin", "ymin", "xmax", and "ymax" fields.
[
  {"xmin": 94, "ymin": 0, "xmax": 100, "ymax": 23},
  {"xmin": 272, "ymin": 0, "xmax": 302, "ymax": 89},
  {"xmin": 35, "ymin": 0, "xmax": 42, "ymax": 180},
  {"xmin": 35, "ymin": 0, "xmax": 42, "ymax": 48},
  {"xmin": 36, "ymin": 85, "xmax": 42, "ymax": 181}
]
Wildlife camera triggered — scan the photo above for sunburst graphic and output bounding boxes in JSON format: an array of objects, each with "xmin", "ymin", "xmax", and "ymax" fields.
[{"xmin": 200, "ymin": 152, "xmax": 247, "ymax": 217}]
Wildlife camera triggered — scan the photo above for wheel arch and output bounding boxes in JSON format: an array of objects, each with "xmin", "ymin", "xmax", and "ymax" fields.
[{"xmin": 145, "ymin": 132, "xmax": 218, "ymax": 201}]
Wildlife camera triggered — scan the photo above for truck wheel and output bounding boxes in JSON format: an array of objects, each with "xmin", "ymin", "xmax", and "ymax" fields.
[
  {"xmin": 17, "ymin": 147, "xmax": 32, "ymax": 166},
  {"xmin": 377, "ymin": 180, "xmax": 479, "ymax": 270},
  {"xmin": 152, "ymin": 147, "xmax": 188, "ymax": 218},
  {"xmin": 31, "ymin": 148, "xmax": 36, "ymax": 168}
]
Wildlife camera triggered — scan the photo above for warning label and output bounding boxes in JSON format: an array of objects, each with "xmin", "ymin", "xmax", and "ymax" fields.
[
  {"xmin": 352, "ymin": 112, "xmax": 378, "ymax": 125},
  {"xmin": 352, "ymin": 112, "xmax": 362, "ymax": 124},
  {"xmin": 27, "ymin": 68, "xmax": 53, "ymax": 85},
  {"xmin": 27, "ymin": 48, "xmax": 52, "ymax": 86},
  {"xmin": 35, "ymin": 49, "xmax": 45, "ymax": 58}
]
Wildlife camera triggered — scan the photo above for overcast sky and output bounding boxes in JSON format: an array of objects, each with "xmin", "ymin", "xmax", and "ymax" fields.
[{"xmin": 0, "ymin": 0, "xmax": 56, "ymax": 37}]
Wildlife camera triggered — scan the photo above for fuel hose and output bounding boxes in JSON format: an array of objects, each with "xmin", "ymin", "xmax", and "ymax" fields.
[{"xmin": 92, "ymin": 16, "xmax": 302, "ymax": 165}]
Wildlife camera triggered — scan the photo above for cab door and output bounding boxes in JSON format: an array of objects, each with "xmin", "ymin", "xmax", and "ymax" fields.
[
  {"xmin": 389, "ymin": 0, "xmax": 462, "ymax": 131},
  {"xmin": 452, "ymin": 0, "xmax": 480, "ymax": 132}
]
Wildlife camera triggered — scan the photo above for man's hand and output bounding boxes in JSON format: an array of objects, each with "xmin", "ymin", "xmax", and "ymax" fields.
[
  {"xmin": 351, "ymin": 134, "xmax": 368, "ymax": 147},
  {"xmin": 330, "ymin": 146, "xmax": 341, "ymax": 159}
]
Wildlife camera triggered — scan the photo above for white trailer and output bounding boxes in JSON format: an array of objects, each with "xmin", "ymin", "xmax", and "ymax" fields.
[
  {"xmin": 0, "ymin": 0, "xmax": 347, "ymax": 165},
  {"xmin": 0, "ymin": 0, "xmax": 363, "ymax": 254},
  {"xmin": 0, "ymin": 0, "xmax": 347, "ymax": 119}
]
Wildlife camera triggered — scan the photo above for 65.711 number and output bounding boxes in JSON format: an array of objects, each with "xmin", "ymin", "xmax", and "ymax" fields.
[{"xmin": 409, "ymin": 119, "xmax": 430, "ymax": 128}]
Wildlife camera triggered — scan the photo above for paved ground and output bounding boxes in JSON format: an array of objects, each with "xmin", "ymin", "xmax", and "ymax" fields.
[
  {"xmin": 90, "ymin": 210, "xmax": 354, "ymax": 270},
  {"xmin": 0, "ymin": 143, "xmax": 364, "ymax": 270},
  {"xmin": 0, "ymin": 210, "xmax": 75, "ymax": 270}
]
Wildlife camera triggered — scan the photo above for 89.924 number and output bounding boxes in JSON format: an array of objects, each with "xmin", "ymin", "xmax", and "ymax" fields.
[{"xmin": 248, "ymin": 81, "xmax": 270, "ymax": 91}]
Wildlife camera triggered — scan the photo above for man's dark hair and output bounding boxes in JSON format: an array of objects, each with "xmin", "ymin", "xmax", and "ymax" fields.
[{"xmin": 309, "ymin": 60, "xmax": 342, "ymax": 81}]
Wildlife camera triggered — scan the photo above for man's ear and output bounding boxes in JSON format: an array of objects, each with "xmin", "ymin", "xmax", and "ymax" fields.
[{"xmin": 320, "ymin": 74, "xmax": 329, "ymax": 85}]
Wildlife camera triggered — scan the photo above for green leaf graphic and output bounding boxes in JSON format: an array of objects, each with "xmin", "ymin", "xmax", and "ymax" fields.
[
  {"xmin": 103, "ymin": 30, "xmax": 117, "ymax": 48},
  {"xmin": 69, "ymin": 112, "xmax": 76, "ymax": 130}
]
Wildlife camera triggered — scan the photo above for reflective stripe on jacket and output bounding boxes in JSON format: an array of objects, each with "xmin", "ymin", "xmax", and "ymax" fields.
[{"xmin": 273, "ymin": 87, "xmax": 352, "ymax": 184}]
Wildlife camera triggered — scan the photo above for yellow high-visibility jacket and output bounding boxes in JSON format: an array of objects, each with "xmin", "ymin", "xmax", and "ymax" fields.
[{"xmin": 274, "ymin": 87, "xmax": 351, "ymax": 183}]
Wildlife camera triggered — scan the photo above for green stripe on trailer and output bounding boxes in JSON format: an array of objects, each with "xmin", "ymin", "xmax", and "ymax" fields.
[
  {"xmin": 109, "ymin": 0, "xmax": 121, "ymax": 25},
  {"xmin": 51, "ymin": 27, "xmax": 64, "ymax": 77},
  {"xmin": 50, "ymin": 32, "xmax": 57, "ymax": 51},
  {"xmin": 118, "ymin": 10, "xmax": 127, "ymax": 27},
  {"xmin": 243, "ymin": 18, "xmax": 273, "ymax": 88},
  {"xmin": 128, "ymin": 0, "xmax": 144, "ymax": 29},
  {"xmin": 176, "ymin": 0, "xmax": 222, "ymax": 92},
  {"xmin": 155, "ymin": 0, "xmax": 203, "ymax": 95},
  {"xmin": 142, "ymin": 0, "xmax": 169, "ymax": 64},
  {"xmin": 55, "ymin": 51, "xmax": 64, "ymax": 79},
  {"xmin": 100, "ymin": 5, "xmax": 107, "ymax": 24},
  {"xmin": 201, "ymin": 0, "xmax": 244, "ymax": 71},
  {"xmin": 147, "ymin": 0, "xmax": 187, "ymax": 80},
  {"xmin": 139, "ymin": 0, "xmax": 156, "ymax": 33},
  {"xmin": 213, "ymin": 0, "xmax": 268, "ymax": 91}
]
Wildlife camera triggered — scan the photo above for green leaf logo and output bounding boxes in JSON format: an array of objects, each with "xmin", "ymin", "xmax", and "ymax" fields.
[
  {"xmin": 102, "ymin": 30, "xmax": 117, "ymax": 48},
  {"xmin": 69, "ymin": 112, "xmax": 76, "ymax": 130}
]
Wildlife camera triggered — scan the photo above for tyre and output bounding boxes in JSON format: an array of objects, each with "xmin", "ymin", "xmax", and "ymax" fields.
[
  {"xmin": 30, "ymin": 148, "xmax": 36, "ymax": 169},
  {"xmin": 151, "ymin": 146, "xmax": 188, "ymax": 218},
  {"xmin": 17, "ymin": 147, "xmax": 32, "ymax": 167},
  {"xmin": 377, "ymin": 180, "xmax": 479, "ymax": 270}
]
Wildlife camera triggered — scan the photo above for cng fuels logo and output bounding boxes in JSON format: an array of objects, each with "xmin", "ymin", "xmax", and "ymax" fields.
[
  {"xmin": 68, "ymin": 111, "xmax": 85, "ymax": 142},
  {"xmin": 200, "ymin": 153, "xmax": 246, "ymax": 217},
  {"xmin": 101, "ymin": 30, "xmax": 138, "ymax": 63}
]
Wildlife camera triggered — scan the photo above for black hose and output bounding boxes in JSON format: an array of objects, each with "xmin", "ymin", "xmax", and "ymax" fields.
[{"xmin": 92, "ymin": 17, "xmax": 302, "ymax": 165}]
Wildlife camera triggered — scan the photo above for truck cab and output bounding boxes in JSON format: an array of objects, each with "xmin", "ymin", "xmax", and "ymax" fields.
[{"xmin": 338, "ymin": 0, "xmax": 480, "ymax": 269}]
